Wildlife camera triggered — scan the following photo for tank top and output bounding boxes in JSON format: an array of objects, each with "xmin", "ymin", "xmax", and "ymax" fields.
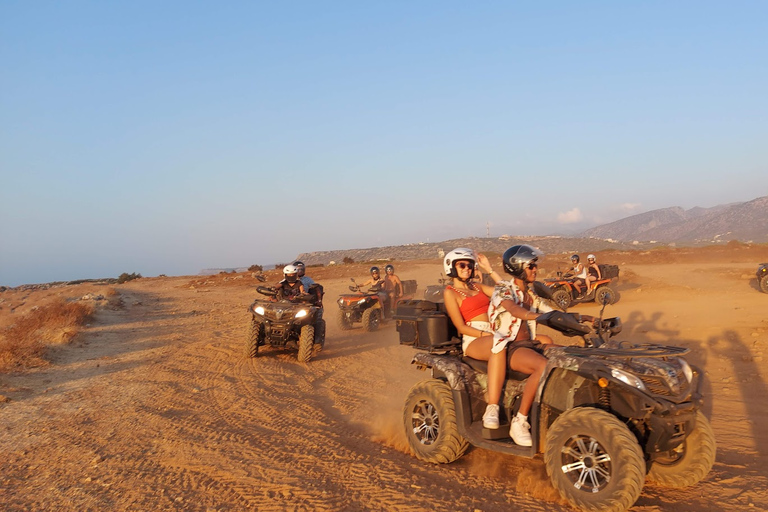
[{"xmin": 448, "ymin": 285, "xmax": 490, "ymax": 322}]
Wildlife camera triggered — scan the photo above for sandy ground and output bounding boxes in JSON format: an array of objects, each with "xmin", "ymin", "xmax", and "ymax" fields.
[{"xmin": 1, "ymin": 251, "xmax": 768, "ymax": 511}]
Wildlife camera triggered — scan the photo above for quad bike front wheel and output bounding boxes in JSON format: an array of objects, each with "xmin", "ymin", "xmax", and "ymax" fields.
[
  {"xmin": 297, "ymin": 324, "xmax": 315, "ymax": 363},
  {"xmin": 403, "ymin": 379, "xmax": 469, "ymax": 464},
  {"xmin": 647, "ymin": 411, "xmax": 716, "ymax": 488},
  {"xmin": 551, "ymin": 288, "xmax": 572, "ymax": 310},
  {"xmin": 545, "ymin": 407, "xmax": 645, "ymax": 512},
  {"xmin": 362, "ymin": 306, "xmax": 381, "ymax": 332},
  {"xmin": 244, "ymin": 319, "xmax": 263, "ymax": 358},
  {"xmin": 595, "ymin": 285, "xmax": 619, "ymax": 305},
  {"xmin": 760, "ymin": 274, "xmax": 768, "ymax": 294},
  {"xmin": 336, "ymin": 309, "xmax": 353, "ymax": 330}
]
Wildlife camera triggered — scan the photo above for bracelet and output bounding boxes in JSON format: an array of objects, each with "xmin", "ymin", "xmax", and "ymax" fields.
[{"xmin": 487, "ymin": 269, "xmax": 494, "ymax": 274}]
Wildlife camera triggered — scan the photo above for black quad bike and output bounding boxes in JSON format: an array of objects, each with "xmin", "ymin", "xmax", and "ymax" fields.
[
  {"xmin": 337, "ymin": 278, "xmax": 417, "ymax": 331},
  {"xmin": 394, "ymin": 284, "xmax": 715, "ymax": 512},
  {"xmin": 245, "ymin": 284, "xmax": 325, "ymax": 363},
  {"xmin": 758, "ymin": 263, "xmax": 768, "ymax": 293}
]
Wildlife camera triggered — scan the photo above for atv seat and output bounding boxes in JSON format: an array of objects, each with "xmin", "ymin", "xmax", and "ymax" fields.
[{"xmin": 462, "ymin": 356, "xmax": 531, "ymax": 381}]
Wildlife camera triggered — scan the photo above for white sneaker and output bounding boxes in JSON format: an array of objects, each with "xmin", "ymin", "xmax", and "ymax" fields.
[
  {"xmin": 510, "ymin": 416, "xmax": 532, "ymax": 446},
  {"xmin": 482, "ymin": 404, "xmax": 500, "ymax": 429}
]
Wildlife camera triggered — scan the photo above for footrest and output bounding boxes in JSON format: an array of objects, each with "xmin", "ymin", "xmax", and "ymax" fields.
[{"xmin": 482, "ymin": 424, "xmax": 510, "ymax": 440}]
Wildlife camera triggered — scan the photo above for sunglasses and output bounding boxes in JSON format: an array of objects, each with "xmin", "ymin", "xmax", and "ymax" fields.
[
  {"xmin": 527, "ymin": 263, "xmax": 538, "ymax": 270},
  {"xmin": 456, "ymin": 261, "xmax": 475, "ymax": 270}
]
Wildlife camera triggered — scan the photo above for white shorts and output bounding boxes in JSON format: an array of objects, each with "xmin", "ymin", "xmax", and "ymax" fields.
[{"xmin": 462, "ymin": 320, "xmax": 491, "ymax": 353}]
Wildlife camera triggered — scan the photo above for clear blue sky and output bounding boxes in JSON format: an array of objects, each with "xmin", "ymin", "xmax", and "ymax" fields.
[{"xmin": 1, "ymin": 1, "xmax": 766, "ymax": 286}]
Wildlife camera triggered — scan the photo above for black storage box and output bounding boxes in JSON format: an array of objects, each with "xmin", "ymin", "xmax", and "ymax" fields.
[
  {"xmin": 598, "ymin": 264, "xmax": 620, "ymax": 280},
  {"xmin": 394, "ymin": 300, "xmax": 459, "ymax": 352}
]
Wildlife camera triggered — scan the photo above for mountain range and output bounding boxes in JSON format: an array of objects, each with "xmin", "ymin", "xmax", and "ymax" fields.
[{"xmin": 579, "ymin": 195, "xmax": 768, "ymax": 244}]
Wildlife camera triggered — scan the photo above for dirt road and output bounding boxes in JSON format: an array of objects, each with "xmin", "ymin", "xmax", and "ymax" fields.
[{"xmin": 2, "ymin": 254, "xmax": 767, "ymax": 511}]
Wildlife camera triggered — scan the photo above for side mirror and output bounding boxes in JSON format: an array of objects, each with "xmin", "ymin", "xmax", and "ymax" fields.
[{"xmin": 255, "ymin": 274, "xmax": 266, "ymax": 282}]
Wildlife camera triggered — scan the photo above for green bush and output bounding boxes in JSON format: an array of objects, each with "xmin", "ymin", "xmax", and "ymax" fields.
[
  {"xmin": 117, "ymin": 272, "xmax": 142, "ymax": 284},
  {"xmin": 343, "ymin": 256, "xmax": 354, "ymax": 264},
  {"xmin": 248, "ymin": 264, "xmax": 263, "ymax": 272}
]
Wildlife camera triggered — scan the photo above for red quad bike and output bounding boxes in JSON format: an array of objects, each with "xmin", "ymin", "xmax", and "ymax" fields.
[
  {"xmin": 337, "ymin": 278, "xmax": 417, "ymax": 332},
  {"xmin": 545, "ymin": 263, "xmax": 620, "ymax": 310},
  {"xmin": 394, "ymin": 283, "xmax": 715, "ymax": 512}
]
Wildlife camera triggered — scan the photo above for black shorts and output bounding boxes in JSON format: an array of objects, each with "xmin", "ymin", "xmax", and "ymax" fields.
[{"xmin": 507, "ymin": 339, "xmax": 546, "ymax": 362}]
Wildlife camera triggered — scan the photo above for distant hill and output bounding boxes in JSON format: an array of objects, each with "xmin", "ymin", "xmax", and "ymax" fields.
[
  {"xmin": 580, "ymin": 195, "xmax": 768, "ymax": 244},
  {"xmin": 294, "ymin": 236, "xmax": 644, "ymax": 267}
]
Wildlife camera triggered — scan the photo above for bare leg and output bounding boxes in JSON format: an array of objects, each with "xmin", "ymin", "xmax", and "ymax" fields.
[
  {"xmin": 509, "ymin": 348, "xmax": 547, "ymax": 416},
  {"xmin": 465, "ymin": 336, "xmax": 506, "ymax": 405}
]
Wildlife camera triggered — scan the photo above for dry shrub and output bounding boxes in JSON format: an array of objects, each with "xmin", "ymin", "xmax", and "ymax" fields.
[{"xmin": 0, "ymin": 299, "xmax": 94, "ymax": 372}]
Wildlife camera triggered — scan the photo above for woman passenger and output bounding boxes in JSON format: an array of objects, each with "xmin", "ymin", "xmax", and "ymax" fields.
[{"xmin": 442, "ymin": 248, "xmax": 504, "ymax": 429}]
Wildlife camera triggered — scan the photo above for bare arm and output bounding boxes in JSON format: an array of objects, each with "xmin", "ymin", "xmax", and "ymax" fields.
[
  {"xmin": 499, "ymin": 298, "xmax": 540, "ymax": 322},
  {"xmin": 477, "ymin": 253, "xmax": 502, "ymax": 284}
]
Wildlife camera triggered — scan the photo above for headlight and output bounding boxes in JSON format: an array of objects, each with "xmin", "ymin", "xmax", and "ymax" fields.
[
  {"xmin": 254, "ymin": 306, "xmax": 265, "ymax": 316},
  {"xmin": 611, "ymin": 369, "xmax": 646, "ymax": 391},
  {"xmin": 357, "ymin": 298, "xmax": 367, "ymax": 305},
  {"xmin": 295, "ymin": 309, "xmax": 308, "ymax": 318},
  {"xmin": 337, "ymin": 298, "xmax": 344, "ymax": 306},
  {"xmin": 677, "ymin": 358, "xmax": 693, "ymax": 382}
]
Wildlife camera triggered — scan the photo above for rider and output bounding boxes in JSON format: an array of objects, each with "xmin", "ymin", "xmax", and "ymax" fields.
[
  {"xmin": 358, "ymin": 266, "xmax": 389, "ymax": 314},
  {"xmin": 488, "ymin": 244, "xmax": 555, "ymax": 446},
  {"xmin": 569, "ymin": 254, "xmax": 588, "ymax": 298},
  {"xmin": 442, "ymin": 248, "xmax": 504, "ymax": 429},
  {"xmin": 294, "ymin": 260, "xmax": 324, "ymax": 316},
  {"xmin": 586, "ymin": 254, "xmax": 601, "ymax": 292},
  {"xmin": 293, "ymin": 261, "xmax": 315, "ymax": 290},
  {"xmin": 276, "ymin": 264, "xmax": 305, "ymax": 301},
  {"xmin": 383, "ymin": 264, "xmax": 404, "ymax": 314}
]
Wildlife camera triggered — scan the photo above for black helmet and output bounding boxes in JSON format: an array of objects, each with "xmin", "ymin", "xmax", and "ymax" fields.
[
  {"xmin": 502, "ymin": 245, "xmax": 543, "ymax": 279},
  {"xmin": 571, "ymin": 254, "xmax": 580, "ymax": 263},
  {"xmin": 370, "ymin": 266, "xmax": 380, "ymax": 276},
  {"xmin": 293, "ymin": 260, "xmax": 306, "ymax": 277},
  {"xmin": 385, "ymin": 264, "xmax": 394, "ymax": 273}
]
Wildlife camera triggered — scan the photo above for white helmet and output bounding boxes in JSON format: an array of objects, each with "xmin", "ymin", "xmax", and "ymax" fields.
[
  {"xmin": 444, "ymin": 248, "xmax": 477, "ymax": 279},
  {"xmin": 587, "ymin": 254, "xmax": 596, "ymax": 261},
  {"xmin": 283, "ymin": 264, "xmax": 299, "ymax": 283}
]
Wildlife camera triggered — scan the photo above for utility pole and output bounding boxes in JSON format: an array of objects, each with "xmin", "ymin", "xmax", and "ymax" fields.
[{"xmin": 486, "ymin": 221, "xmax": 490, "ymax": 237}]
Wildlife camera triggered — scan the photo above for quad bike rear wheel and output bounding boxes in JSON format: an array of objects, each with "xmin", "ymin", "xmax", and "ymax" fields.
[
  {"xmin": 362, "ymin": 306, "xmax": 381, "ymax": 332},
  {"xmin": 313, "ymin": 319, "xmax": 326, "ymax": 356},
  {"xmin": 297, "ymin": 324, "xmax": 315, "ymax": 363},
  {"xmin": 336, "ymin": 309, "xmax": 353, "ymax": 330},
  {"xmin": 551, "ymin": 288, "xmax": 572, "ymax": 310},
  {"xmin": 545, "ymin": 407, "xmax": 645, "ymax": 512},
  {"xmin": 403, "ymin": 379, "xmax": 469, "ymax": 464},
  {"xmin": 595, "ymin": 285, "xmax": 618, "ymax": 305},
  {"xmin": 647, "ymin": 411, "xmax": 716, "ymax": 488},
  {"xmin": 244, "ymin": 319, "xmax": 263, "ymax": 358}
]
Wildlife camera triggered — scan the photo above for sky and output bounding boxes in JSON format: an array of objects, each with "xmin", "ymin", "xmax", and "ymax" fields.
[{"xmin": 1, "ymin": 1, "xmax": 766, "ymax": 286}]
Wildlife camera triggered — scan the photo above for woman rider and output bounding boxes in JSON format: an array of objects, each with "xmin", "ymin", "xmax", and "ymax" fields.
[{"xmin": 442, "ymin": 248, "xmax": 504, "ymax": 429}]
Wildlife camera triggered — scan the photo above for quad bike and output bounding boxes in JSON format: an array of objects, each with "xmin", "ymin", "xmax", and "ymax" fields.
[
  {"xmin": 758, "ymin": 263, "xmax": 768, "ymax": 293},
  {"xmin": 423, "ymin": 274, "xmax": 451, "ymax": 303},
  {"xmin": 545, "ymin": 264, "xmax": 620, "ymax": 309},
  {"xmin": 337, "ymin": 278, "xmax": 417, "ymax": 331},
  {"xmin": 245, "ymin": 283, "xmax": 325, "ymax": 363},
  {"xmin": 394, "ymin": 284, "xmax": 715, "ymax": 512}
]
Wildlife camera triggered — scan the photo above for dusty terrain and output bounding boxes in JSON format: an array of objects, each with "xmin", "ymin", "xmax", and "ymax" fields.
[{"xmin": 2, "ymin": 247, "xmax": 768, "ymax": 511}]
